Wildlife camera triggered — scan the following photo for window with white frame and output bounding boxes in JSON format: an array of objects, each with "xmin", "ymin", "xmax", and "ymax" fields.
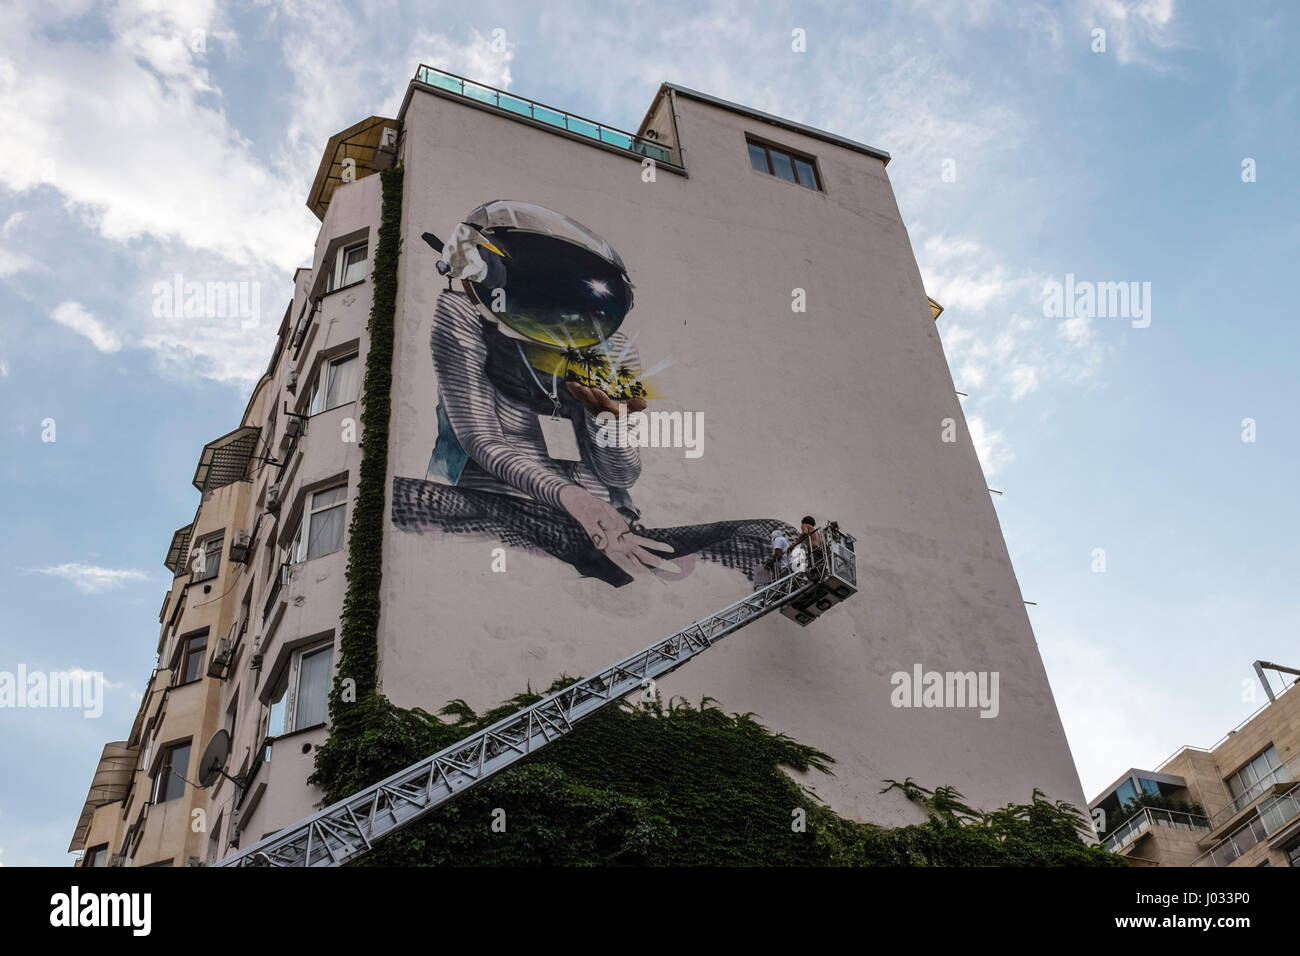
[
  {"xmin": 151, "ymin": 740, "xmax": 192, "ymax": 803},
  {"xmin": 266, "ymin": 641, "xmax": 334, "ymax": 737},
  {"xmin": 189, "ymin": 532, "xmax": 223, "ymax": 582},
  {"xmin": 288, "ymin": 484, "xmax": 347, "ymax": 564},
  {"xmin": 1225, "ymin": 744, "xmax": 1285, "ymax": 807},
  {"xmin": 325, "ymin": 241, "xmax": 367, "ymax": 293},
  {"xmin": 308, "ymin": 353, "xmax": 358, "ymax": 415}
]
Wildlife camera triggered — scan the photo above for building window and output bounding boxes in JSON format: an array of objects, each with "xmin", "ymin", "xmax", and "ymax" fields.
[
  {"xmin": 289, "ymin": 485, "xmax": 347, "ymax": 563},
  {"xmin": 308, "ymin": 353, "xmax": 359, "ymax": 415},
  {"xmin": 267, "ymin": 641, "xmax": 334, "ymax": 737},
  {"xmin": 326, "ymin": 242, "xmax": 367, "ymax": 292},
  {"xmin": 189, "ymin": 533, "xmax": 223, "ymax": 583},
  {"xmin": 176, "ymin": 632, "xmax": 208, "ymax": 685},
  {"xmin": 1225, "ymin": 744, "xmax": 1285, "ymax": 808},
  {"xmin": 84, "ymin": 844, "xmax": 109, "ymax": 868},
  {"xmin": 152, "ymin": 740, "xmax": 192, "ymax": 804},
  {"xmin": 746, "ymin": 137, "xmax": 821, "ymax": 190}
]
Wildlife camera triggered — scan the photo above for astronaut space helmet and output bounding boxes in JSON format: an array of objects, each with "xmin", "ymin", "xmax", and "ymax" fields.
[{"xmin": 433, "ymin": 200, "xmax": 633, "ymax": 349}]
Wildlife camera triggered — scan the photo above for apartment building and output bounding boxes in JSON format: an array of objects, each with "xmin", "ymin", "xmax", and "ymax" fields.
[
  {"xmin": 70, "ymin": 64, "xmax": 1088, "ymax": 865},
  {"xmin": 1090, "ymin": 666, "xmax": 1300, "ymax": 867}
]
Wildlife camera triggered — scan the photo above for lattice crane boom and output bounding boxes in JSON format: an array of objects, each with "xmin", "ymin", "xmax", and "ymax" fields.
[{"xmin": 216, "ymin": 524, "xmax": 858, "ymax": 867}]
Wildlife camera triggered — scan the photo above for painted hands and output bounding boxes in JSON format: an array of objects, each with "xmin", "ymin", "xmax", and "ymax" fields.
[
  {"xmin": 565, "ymin": 381, "xmax": 647, "ymax": 416},
  {"xmin": 558, "ymin": 484, "xmax": 678, "ymax": 577}
]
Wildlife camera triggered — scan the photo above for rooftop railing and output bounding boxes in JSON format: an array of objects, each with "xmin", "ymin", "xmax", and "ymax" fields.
[
  {"xmin": 1103, "ymin": 806, "xmax": 1212, "ymax": 853},
  {"xmin": 414, "ymin": 65, "xmax": 673, "ymax": 165},
  {"xmin": 1155, "ymin": 677, "xmax": 1298, "ymax": 773}
]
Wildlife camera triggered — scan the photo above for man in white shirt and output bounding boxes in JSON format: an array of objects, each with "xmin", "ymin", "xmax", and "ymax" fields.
[{"xmin": 769, "ymin": 528, "xmax": 792, "ymax": 573}]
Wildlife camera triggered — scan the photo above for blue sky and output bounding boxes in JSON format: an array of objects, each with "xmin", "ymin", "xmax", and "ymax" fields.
[{"xmin": 1, "ymin": 0, "xmax": 1296, "ymax": 865}]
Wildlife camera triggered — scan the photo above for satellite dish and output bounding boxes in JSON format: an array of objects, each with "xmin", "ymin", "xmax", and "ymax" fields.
[{"xmin": 198, "ymin": 729, "xmax": 232, "ymax": 789}]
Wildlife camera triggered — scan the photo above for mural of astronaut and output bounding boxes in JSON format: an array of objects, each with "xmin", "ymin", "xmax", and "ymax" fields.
[{"xmin": 391, "ymin": 199, "xmax": 789, "ymax": 587}]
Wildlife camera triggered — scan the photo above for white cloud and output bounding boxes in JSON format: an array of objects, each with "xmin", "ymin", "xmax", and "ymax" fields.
[
  {"xmin": 0, "ymin": 4, "xmax": 500, "ymax": 388},
  {"xmin": 2, "ymin": 211, "xmax": 25, "ymax": 236},
  {"xmin": 958, "ymin": 362, "xmax": 986, "ymax": 389},
  {"xmin": 1081, "ymin": 0, "xmax": 1179, "ymax": 68},
  {"xmin": 927, "ymin": 234, "xmax": 1109, "ymax": 405},
  {"xmin": 1059, "ymin": 313, "xmax": 1094, "ymax": 346},
  {"xmin": 409, "ymin": 28, "xmax": 514, "ymax": 92},
  {"xmin": 1009, "ymin": 364, "xmax": 1039, "ymax": 399},
  {"xmin": 966, "ymin": 414, "xmax": 1011, "ymax": 477},
  {"xmin": 31, "ymin": 563, "xmax": 150, "ymax": 593},
  {"xmin": 50, "ymin": 301, "xmax": 122, "ymax": 352},
  {"xmin": 0, "ymin": 5, "xmax": 311, "ymax": 272},
  {"xmin": 0, "ymin": 247, "xmax": 39, "ymax": 278}
]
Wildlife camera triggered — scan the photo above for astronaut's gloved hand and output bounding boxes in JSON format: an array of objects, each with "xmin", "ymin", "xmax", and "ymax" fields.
[
  {"xmin": 565, "ymin": 382, "xmax": 647, "ymax": 415},
  {"xmin": 558, "ymin": 484, "xmax": 677, "ymax": 577}
]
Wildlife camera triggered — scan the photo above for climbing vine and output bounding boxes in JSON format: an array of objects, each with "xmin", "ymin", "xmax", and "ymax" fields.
[{"xmin": 322, "ymin": 163, "xmax": 403, "ymax": 748}]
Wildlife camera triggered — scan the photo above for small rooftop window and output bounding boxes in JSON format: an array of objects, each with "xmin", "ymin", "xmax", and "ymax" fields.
[{"xmin": 747, "ymin": 137, "xmax": 821, "ymax": 190}]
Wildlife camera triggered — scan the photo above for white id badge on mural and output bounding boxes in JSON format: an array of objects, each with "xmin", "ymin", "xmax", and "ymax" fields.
[{"xmin": 538, "ymin": 414, "xmax": 582, "ymax": 461}]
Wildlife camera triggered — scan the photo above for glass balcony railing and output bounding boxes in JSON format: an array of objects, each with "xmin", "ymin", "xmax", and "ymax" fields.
[
  {"xmin": 415, "ymin": 65, "xmax": 673, "ymax": 165},
  {"xmin": 1103, "ymin": 806, "xmax": 1212, "ymax": 853},
  {"xmin": 1195, "ymin": 781, "xmax": 1300, "ymax": 866},
  {"xmin": 1221, "ymin": 761, "xmax": 1293, "ymax": 822}
]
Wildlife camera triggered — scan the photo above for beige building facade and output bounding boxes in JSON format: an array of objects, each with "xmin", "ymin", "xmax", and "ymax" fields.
[
  {"xmin": 70, "ymin": 65, "xmax": 1087, "ymax": 865},
  {"xmin": 1090, "ymin": 668, "xmax": 1300, "ymax": 867}
]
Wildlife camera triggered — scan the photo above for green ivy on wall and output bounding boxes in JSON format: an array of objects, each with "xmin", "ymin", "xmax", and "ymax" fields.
[
  {"xmin": 322, "ymin": 163, "xmax": 403, "ymax": 748},
  {"xmin": 313, "ymin": 683, "xmax": 1123, "ymax": 866},
  {"xmin": 308, "ymin": 160, "xmax": 1123, "ymax": 867}
]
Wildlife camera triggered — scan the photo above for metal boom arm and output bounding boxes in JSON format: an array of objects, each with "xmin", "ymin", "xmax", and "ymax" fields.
[{"xmin": 217, "ymin": 525, "xmax": 857, "ymax": 867}]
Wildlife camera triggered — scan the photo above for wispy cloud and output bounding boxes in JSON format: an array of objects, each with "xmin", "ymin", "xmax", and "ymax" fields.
[
  {"xmin": 30, "ymin": 563, "xmax": 150, "ymax": 594},
  {"xmin": 966, "ymin": 413, "xmax": 1012, "ymax": 478},
  {"xmin": 49, "ymin": 301, "xmax": 121, "ymax": 353},
  {"xmin": 1080, "ymin": 0, "xmax": 1179, "ymax": 69}
]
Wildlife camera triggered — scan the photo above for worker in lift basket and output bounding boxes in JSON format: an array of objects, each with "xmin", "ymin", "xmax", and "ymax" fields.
[
  {"xmin": 791, "ymin": 515, "xmax": 825, "ymax": 575},
  {"xmin": 754, "ymin": 527, "xmax": 792, "ymax": 589}
]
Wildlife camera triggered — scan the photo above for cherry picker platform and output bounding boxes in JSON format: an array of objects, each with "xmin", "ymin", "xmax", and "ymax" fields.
[{"xmin": 214, "ymin": 523, "xmax": 858, "ymax": 867}]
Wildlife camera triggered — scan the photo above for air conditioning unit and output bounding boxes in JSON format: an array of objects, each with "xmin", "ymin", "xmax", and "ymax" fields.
[
  {"xmin": 266, "ymin": 483, "xmax": 282, "ymax": 512},
  {"xmin": 206, "ymin": 634, "xmax": 233, "ymax": 679},
  {"xmin": 286, "ymin": 368, "xmax": 298, "ymax": 394},
  {"xmin": 284, "ymin": 417, "xmax": 303, "ymax": 438},
  {"xmin": 229, "ymin": 529, "xmax": 252, "ymax": 564}
]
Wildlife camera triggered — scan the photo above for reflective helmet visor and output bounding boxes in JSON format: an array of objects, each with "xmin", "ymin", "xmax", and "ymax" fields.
[{"xmin": 468, "ymin": 229, "xmax": 632, "ymax": 348}]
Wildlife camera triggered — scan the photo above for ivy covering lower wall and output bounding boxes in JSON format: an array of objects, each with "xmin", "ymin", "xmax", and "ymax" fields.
[
  {"xmin": 314, "ymin": 684, "xmax": 1123, "ymax": 866},
  {"xmin": 309, "ymin": 160, "xmax": 1121, "ymax": 866}
]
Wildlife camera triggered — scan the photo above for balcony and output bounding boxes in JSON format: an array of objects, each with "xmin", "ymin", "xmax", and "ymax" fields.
[
  {"xmin": 414, "ymin": 65, "xmax": 674, "ymax": 165},
  {"xmin": 1103, "ymin": 806, "xmax": 1211, "ymax": 853},
  {"xmin": 1212, "ymin": 753, "xmax": 1295, "ymax": 827},
  {"xmin": 190, "ymin": 559, "xmax": 220, "ymax": 585},
  {"xmin": 1194, "ymin": 780, "xmax": 1300, "ymax": 866}
]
